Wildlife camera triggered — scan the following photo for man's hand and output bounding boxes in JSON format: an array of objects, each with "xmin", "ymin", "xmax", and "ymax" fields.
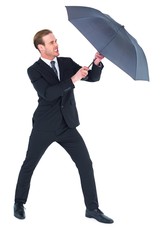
[
  {"xmin": 71, "ymin": 66, "xmax": 89, "ymax": 83},
  {"xmin": 94, "ymin": 52, "xmax": 104, "ymax": 66}
]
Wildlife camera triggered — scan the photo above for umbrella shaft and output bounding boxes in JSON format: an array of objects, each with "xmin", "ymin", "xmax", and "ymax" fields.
[{"xmin": 88, "ymin": 58, "xmax": 96, "ymax": 68}]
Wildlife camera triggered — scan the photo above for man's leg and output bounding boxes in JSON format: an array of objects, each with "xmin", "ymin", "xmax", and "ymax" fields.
[
  {"xmin": 14, "ymin": 129, "xmax": 55, "ymax": 204},
  {"xmin": 57, "ymin": 128, "xmax": 114, "ymax": 224},
  {"xmin": 57, "ymin": 128, "xmax": 99, "ymax": 210}
]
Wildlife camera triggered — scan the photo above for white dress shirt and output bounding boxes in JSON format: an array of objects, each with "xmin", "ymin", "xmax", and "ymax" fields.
[{"xmin": 41, "ymin": 57, "xmax": 60, "ymax": 80}]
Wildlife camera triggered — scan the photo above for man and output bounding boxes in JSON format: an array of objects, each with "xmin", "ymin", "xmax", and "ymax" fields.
[{"xmin": 14, "ymin": 29, "xmax": 113, "ymax": 224}]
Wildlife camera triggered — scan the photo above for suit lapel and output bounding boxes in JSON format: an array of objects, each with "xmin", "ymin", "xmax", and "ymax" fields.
[{"xmin": 36, "ymin": 58, "xmax": 59, "ymax": 84}]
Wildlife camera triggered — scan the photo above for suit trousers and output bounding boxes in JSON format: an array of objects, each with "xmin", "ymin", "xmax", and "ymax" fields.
[{"xmin": 14, "ymin": 126, "xmax": 99, "ymax": 210}]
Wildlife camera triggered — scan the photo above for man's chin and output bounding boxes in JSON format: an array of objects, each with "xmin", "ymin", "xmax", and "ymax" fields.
[{"xmin": 55, "ymin": 52, "xmax": 60, "ymax": 57}]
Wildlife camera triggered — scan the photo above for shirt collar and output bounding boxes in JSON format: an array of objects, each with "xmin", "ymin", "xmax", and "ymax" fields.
[{"xmin": 41, "ymin": 57, "xmax": 58, "ymax": 67}]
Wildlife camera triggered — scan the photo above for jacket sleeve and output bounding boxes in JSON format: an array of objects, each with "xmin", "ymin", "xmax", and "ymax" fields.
[
  {"xmin": 82, "ymin": 62, "xmax": 104, "ymax": 82},
  {"xmin": 27, "ymin": 66, "xmax": 75, "ymax": 102}
]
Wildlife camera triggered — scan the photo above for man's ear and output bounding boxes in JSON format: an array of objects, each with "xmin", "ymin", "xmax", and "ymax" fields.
[{"xmin": 37, "ymin": 44, "xmax": 44, "ymax": 52}]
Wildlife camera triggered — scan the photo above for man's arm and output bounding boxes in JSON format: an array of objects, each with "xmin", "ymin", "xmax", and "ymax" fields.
[
  {"xmin": 27, "ymin": 66, "xmax": 75, "ymax": 101},
  {"xmin": 71, "ymin": 52, "xmax": 104, "ymax": 83}
]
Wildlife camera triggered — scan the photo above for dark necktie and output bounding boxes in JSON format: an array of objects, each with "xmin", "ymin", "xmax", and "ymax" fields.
[{"xmin": 50, "ymin": 60, "xmax": 58, "ymax": 76}]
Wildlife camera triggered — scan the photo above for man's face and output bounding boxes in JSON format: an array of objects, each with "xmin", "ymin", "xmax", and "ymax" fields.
[{"xmin": 39, "ymin": 33, "xmax": 59, "ymax": 59}]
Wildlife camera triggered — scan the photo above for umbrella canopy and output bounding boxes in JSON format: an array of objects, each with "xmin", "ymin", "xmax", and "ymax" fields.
[{"xmin": 65, "ymin": 6, "xmax": 149, "ymax": 81}]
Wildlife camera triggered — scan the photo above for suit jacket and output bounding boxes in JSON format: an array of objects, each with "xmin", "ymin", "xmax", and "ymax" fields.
[{"xmin": 27, "ymin": 57, "xmax": 104, "ymax": 131}]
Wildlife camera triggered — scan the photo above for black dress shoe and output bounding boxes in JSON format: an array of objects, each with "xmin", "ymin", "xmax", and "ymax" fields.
[
  {"xmin": 14, "ymin": 203, "xmax": 25, "ymax": 219},
  {"xmin": 85, "ymin": 208, "xmax": 114, "ymax": 224}
]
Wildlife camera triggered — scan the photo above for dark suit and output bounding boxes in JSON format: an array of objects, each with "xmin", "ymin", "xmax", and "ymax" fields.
[{"xmin": 14, "ymin": 57, "xmax": 104, "ymax": 210}]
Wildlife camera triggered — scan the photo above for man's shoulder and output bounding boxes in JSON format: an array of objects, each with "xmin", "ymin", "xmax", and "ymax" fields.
[
  {"xmin": 27, "ymin": 59, "xmax": 44, "ymax": 77},
  {"xmin": 57, "ymin": 56, "xmax": 74, "ymax": 63},
  {"xmin": 28, "ymin": 58, "xmax": 41, "ymax": 69},
  {"xmin": 57, "ymin": 57, "xmax": 80, "ymax": 69}
]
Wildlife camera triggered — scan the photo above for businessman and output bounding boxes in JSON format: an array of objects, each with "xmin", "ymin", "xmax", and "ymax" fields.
[{"xmin": 14, "ymin": 29, "xmax": 113, "ymax": 224}]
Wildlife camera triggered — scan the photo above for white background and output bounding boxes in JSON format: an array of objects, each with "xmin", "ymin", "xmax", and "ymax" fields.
[{"xmin": 0, "ymin": 0, "xmax": 159, "ymax": 239}]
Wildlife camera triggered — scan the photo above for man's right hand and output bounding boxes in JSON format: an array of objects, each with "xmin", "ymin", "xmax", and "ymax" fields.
[{"xmin": 71, "ymin": 66, "xmax": 89, "ymax": 83}]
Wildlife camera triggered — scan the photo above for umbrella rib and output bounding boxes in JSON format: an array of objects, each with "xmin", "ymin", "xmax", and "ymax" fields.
[{"xmin": 100, "ymin": 25, "xmax": 124, "ymax": 53}]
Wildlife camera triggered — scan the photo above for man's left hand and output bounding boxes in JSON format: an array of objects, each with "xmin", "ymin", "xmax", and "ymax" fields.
[{"xmin": 94, "ymin": 52, "xmax": 104, "ymax": 66}]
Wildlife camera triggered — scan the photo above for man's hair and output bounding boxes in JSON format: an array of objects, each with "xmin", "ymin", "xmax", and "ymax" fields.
[{"xmin": 33, "ymin": 29, "xmax": 52, "ymax": 49}]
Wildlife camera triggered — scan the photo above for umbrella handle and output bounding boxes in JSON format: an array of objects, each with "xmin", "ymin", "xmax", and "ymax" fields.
[
  {"xmin": 82, "ymin": 58, "xmax": 97, "ymax": 80},
  {"xmin": 81, "ymin": 58, "xmax": 95, "ymax": 81}
]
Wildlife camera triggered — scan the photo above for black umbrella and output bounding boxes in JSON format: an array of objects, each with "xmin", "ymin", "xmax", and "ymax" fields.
[{"xmin": 65, "ymin": 6, "xmax": 149, "ymax": 81}]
